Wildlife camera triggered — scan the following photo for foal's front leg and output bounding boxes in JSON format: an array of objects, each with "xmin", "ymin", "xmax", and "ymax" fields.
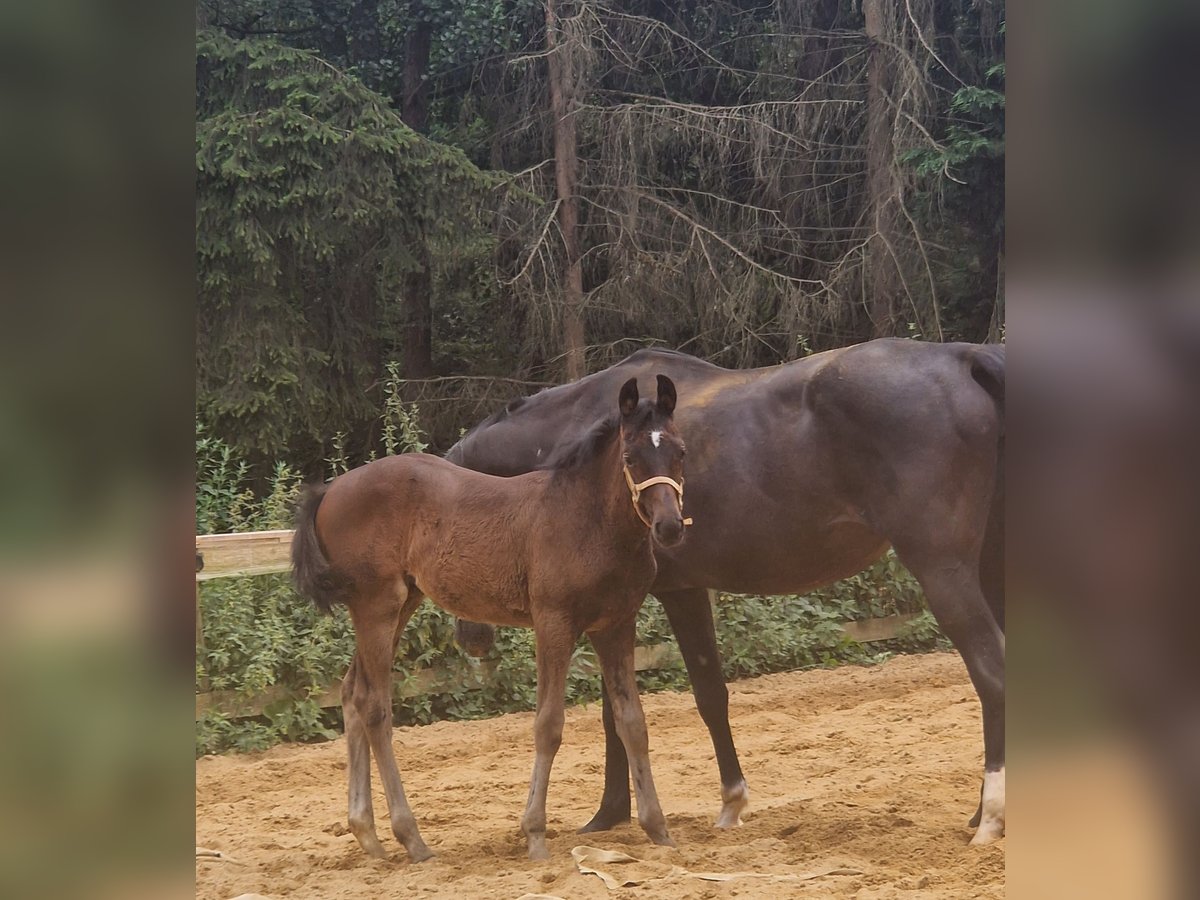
[
  {"xmin": 589, "ymin": 617, "xmax": 673, "ymax": 847},
  {"xmin": 521, "ymin": 617, "xmax": 576, "ymax": 861}
]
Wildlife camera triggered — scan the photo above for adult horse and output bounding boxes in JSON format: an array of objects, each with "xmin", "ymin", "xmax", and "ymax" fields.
[
  {"xmin": 292, "ymin": 376, "xmax": 687, "ymax": 861},
  {"xmin": 447, "ymin": 338, "xmax": 1006, "ymax": 845}
]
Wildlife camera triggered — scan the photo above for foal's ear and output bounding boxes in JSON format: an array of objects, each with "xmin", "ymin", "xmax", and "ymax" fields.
[
  {"xmin": 619, "ymin": 377, "xmax": 640, "ymax": 417},
  {"xmin": 656, "ymin": 374, "xmax": 677, "ymax": 416}
]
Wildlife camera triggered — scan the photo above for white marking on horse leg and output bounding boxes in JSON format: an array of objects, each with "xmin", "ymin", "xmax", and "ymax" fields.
[
  {"xmin": 716, "ymin": 780, "xmax": 749, "ymax": 828},
  {"xmin": 650, "ymin": 430, "xmax": 662, "ymax": 448},
  {"xmin": 969, "ymin": 767, "xmax": 1005, "ymax": 845}
]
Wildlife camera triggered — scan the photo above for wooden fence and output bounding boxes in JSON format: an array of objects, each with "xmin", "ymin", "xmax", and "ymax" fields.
[{"xmin": 196, "ymin": 530, "xmax": 919, "ymax": 720}]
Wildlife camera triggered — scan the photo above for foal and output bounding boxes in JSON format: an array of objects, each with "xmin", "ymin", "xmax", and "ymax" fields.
[{"xmin": 292, "ymin": 375, "xmax": 687, "ymax": 862}]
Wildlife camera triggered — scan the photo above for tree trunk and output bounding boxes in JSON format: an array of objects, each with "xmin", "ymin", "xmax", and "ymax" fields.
[
  {"xmin": 546, "ymin": 0, "xmax": 586, "ymax": 381},
  {"xmin": 989, "ymin": 245, "xmax": 1005, "ymax": 342},
  {"xmin": 348, "ymin": 0, "xmax": 382, "ymax": 86},
  {"xmin": 400, "ymin": 8, "xmax": 434, "ymax": 379},
  {"xmin": 864, "ymin": 0, "xmax": 901, "ymax": 338}
]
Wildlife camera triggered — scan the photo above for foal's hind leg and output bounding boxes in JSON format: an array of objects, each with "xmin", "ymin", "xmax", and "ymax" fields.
[
  {"xmin": 345, "ymin": 581, "xmax": 433, "ymax": 862},
  {"xmin": 589, "ymin": 617, "xmax": 673, "ymax": 847},
  {"xmin": 341, "ymin": 656, "xmax": 387, "ymax": 858}
]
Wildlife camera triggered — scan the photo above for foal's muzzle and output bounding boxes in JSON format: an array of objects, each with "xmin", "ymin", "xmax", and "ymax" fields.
[
  {"xmin": 623, "ymin": 466, "xmax": 693, "ymax": 541},
  {"xmin": 652, "ymin": 515, "xmax": 685, "ymax": 548}
]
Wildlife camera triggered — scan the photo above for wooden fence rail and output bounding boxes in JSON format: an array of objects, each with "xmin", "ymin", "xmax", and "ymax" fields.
[{"xmin": 196, "ymin": 529, "xmax": 920, "ymax": 721}]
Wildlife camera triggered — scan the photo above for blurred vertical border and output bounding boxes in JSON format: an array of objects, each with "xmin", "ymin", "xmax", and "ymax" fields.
[
  {"xmin": 1009, "ymin": 0, "xmax": 1200, "ymax": 898},
  {"xmin": 0, "ymin": 0, "xmax": 196, "ymax": 898},
  {"xmin": 3, "ymin": 0, "xmax": 1199, "ymax": 896}
]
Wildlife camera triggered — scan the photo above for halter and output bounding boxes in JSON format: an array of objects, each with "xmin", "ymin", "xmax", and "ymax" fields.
[{"xmin": 623, "ymin": 465, "xmax": 694, "ymax": 530}]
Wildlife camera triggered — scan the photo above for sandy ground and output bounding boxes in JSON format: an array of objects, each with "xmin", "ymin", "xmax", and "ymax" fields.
[{"xmin": 196, "ymin": 652, "xmax": 1003, "ymax": 899}]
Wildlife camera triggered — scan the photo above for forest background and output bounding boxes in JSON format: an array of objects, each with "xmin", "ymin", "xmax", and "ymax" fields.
[
  {"xmin": 197, "ymin": 0, "xmax": 1004, "ymax": 472},
  {"xmin": 194, "ymin": 0, "xmax": 1000, "ymax": 752}
]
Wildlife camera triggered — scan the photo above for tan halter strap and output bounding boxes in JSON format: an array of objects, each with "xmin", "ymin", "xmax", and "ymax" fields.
[{"xmin": 623, "ymin": 465, "xmax": 694, "ymax": 529}]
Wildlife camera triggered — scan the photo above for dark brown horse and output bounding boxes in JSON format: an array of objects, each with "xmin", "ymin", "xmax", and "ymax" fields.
[
  {"xmin": 292, "ymin": 376, "xmax": 687, "ymax": 861},
  {"xmin": 448, "ymin": 338, "xmax": 1006, "ymax": 844}
]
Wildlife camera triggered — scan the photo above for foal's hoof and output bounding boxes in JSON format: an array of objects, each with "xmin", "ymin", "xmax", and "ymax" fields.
[
  {"xmin": 578, "ymin": 807, "xmax": 631, "ymax": 834},
  {"xmin": 527, "ymin": 839, "xmax": 551, "ymax": 861},
  {"xmin": 406, "ymin": 841, "xmax": 436, "ymax": 863},
  {"xmin": 349, "ymin": 825, "xmax": 389, "ymax": 859},
  {"xmin": 715, "ymin": 780, "xmax": 750, "ymax": 829},
  {"xmin": 649, "ymin": 829, "xmax": 676, "ymax": 848}
]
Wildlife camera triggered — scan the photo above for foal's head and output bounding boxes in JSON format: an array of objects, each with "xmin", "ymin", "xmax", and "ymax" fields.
[{"xmin": 618, "ymin": 374, "xmax": 687, "ymax": 548}]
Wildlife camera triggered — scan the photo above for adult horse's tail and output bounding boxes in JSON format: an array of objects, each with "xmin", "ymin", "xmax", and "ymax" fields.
[
  {"xmin": 968, "ymin": 343, "xmax": 1005, "ymax": 633},
  {"xmin": 292, "ymin": 484, "xmax": 352, "ymax": 614},
  {"xmin": 455, "ymin": 620, "xmax": 497, "ymax": 657},
  {"xmin": 968, "ymin": 343, "xmax": 1005, "ymax": 420}
]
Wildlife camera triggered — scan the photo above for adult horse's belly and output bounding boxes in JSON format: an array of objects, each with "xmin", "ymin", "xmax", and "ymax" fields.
[{"xmin": 650, "ymin": 518, "xmax": 890, "ymax": 596}]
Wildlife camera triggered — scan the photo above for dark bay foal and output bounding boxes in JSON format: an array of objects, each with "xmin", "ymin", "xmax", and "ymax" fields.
[{"xmin": 291, "ymin": 376, "xmax": 687, "ymax": 862}]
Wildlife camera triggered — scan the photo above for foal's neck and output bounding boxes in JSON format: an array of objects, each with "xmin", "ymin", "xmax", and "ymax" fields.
[{"xmin": 553, "ymin": 432, "xmax": 642, "ymax": 533}]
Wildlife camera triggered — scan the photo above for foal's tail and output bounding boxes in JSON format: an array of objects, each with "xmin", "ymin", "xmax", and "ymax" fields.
[{"xmin": 291, "ymin": 483, "xmax": 352, "ymax": 614}]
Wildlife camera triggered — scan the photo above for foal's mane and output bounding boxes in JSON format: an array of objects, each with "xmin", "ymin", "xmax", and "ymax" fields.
[{"xmin": 536, "ymin": 413, "xmax": 621, "ymax": 472}]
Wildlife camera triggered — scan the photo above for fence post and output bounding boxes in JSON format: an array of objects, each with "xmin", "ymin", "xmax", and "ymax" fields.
[{"xmin": 196, "ymin": 552, "xmax": 209, "ymax": 692}]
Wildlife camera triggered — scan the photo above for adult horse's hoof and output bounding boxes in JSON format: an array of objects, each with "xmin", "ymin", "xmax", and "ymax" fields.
[
  {"xmin": 577, "ymin": 806, "xmax": 631, "ymax": 833},
  {"xmin": 527, "ymin": 839, "xmax": 551, "ymax": 861},
  {"xmin": 968, "ymin": 820, "xmax": 1005, "ymax": 846},
  {"xmin": 967, "ymin": 768, "xmax": 1004, "ymax": 846},
  {"xmin": 715, "ymin": 780, "xmax": 750, "ymax": 829}
]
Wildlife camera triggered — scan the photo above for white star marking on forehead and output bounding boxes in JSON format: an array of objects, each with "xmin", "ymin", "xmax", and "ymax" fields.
[{"xmin": 651, "ymin": 430, "xmax": 662, "ymax": 448}]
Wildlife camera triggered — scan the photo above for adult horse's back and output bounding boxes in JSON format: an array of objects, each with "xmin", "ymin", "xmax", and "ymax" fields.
[{"xmin": 448, "ymin": 339, "xmax": 1005, "ymax": 844}]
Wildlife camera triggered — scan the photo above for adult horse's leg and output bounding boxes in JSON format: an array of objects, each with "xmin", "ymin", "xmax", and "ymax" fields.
[
  {"xmin": 521, "ymin": 615, "xmax": 575, "ymax": 861},
  {"xmin": 577, "ymin": 678, "xmax": 632, "ymax": 832},
  {"xmin": 341, "ymin": 655, "xmax": 387, "ymax": 858},
  {"xmin": 893, "ymin": 539, "xmax": 1005, "ymax": 845},
  {"xmin": 589, "ymin": 617, "xmax": 673, "ymax": 847},
  {"xmin": 345, "ymin": 581, "xmax": 433, "ymax": 862},
  {"xmin": 968, "ymin": 474, "xmax": 1005, "ymax": 831},
  {"xmin": 662, "ymin": 588, "xmax": 748, "ymax": 827},
  {"xmin": 580, "ymin": 588, "xmax": 748, "ymax": 832}
]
